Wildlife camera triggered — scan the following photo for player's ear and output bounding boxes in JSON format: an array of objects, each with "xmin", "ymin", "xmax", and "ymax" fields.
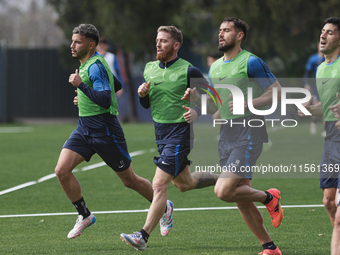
[
  {"xmin": 238, "ymin": 31, "xmax": 244, "ymax": 42},
  {"xmin": 174, "ymin": 41, "xmax": 181, "ymax": 51},
  {"xmin": 89, "ymin": 41, "xmax": 96, "ymax": 51}
]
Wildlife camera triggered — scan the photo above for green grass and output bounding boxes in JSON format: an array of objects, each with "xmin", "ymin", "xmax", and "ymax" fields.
[{"xmin": 0, "ymin": 121, "xmax": 333, "ymax": 254}]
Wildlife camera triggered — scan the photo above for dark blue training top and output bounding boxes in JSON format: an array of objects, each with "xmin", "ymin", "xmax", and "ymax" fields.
[{"xmin": 139, "ymin": 57, "xmax": 205, "ymax": 146}]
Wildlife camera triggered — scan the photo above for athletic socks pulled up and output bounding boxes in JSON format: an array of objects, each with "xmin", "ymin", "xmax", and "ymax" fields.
[
  {"xmin": 72, "ymin": 197, "xmax": 91, "ymax": 218},
  {"xmin": 263, "ymin": 191, "xmax": 273, "ymax": 205},
  {"xmin": 140, "ymin": 229, "xmax": 149, "ymax": 243}
]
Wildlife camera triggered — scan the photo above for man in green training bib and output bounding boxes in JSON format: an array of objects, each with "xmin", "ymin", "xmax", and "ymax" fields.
[
  {"xmin": 298, "ymin": 17, "xmax": 340, "ymax": 255},
  {"xmin": 120, "ymin": 25, "xmax": 219, "ymax": 251},
  {"xmin": 54, "ymin": 23, "xmax": 153, "ymax": 240},
  {"xmin": 183, "ymin": 17, "xmax": 283, "ymax": 255}
]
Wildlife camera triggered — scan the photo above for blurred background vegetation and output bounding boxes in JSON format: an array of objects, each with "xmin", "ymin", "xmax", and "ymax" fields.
[
  {"xmin": 48, "ymin": 0, "xmax": 340, "ymax": 76},
  {"xmin": 1, "ymin": 0, "xmax": 340, "ymax": 77},
  {"xmin": 1, "ymin": 0, "xmax": 340, "ymax": 122}
]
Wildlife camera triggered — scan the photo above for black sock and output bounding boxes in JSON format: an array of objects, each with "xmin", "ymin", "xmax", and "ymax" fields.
[
  {"xmin": 263, "ymin": 191, "xmax": 273, "ymax": 205},
  {"xmin": 72, "ymin": 197, "xmax": 91, "ymax": 218},
  {"xmin": 262, "ymin": 241, "xmax": 276, "ymax": 250},
  {"xmin": 140, "ymin": 229, "xmax": 149, "ymax": 243}
]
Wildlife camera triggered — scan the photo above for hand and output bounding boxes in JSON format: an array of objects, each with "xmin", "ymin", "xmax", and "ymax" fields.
[
  {"xmin": 297, "ymin": 95, "xmax": 313, "ymax": 117},
  {"xmin": 181, "ymin": 87, "xmax": 200, "ymax": 103},
  {"xmin": 69, "ymin": 69, "xmax": 82, "ymax": 88},
  {"xmin": 228, "ymin": 94, "xmax": 247, "ymax": 114},
  {"xmin": 73, "ymin": 90, "xmax": 78, "ymax": 107},
  {"xmin": 336, "ymin": 120, "xmax": 340, "ymax": 131},
  {"xmin": 183, "ymin": 105, "xmax": 198, "ymax": 123},
  {"xmin": 329, "ymin": 92, "xmax": 340, "ymax": 119},
  {"xmin": 138, "ymin": 81, "xmax": 150, "ymax": 98}
]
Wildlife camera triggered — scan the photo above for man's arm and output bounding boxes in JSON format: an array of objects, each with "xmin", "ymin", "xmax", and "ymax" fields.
[
  {"xmin": 247, "ymin": 55, "xmax": 282, "ymax": 108},
  {"xmin": 184, "ymin": 66, "xmax": 207, "ymax": 122},
  {"xmin": 297, "ymin": 97, "xmax": 323, "ymax": 117},
  {"xmin": 181, "ymin": 87, "xmax": 218, "ymax": 115},
  {"xmin": 329, "ymin": 92, "xmax": 340, "ymax": 119},
  {"xmin": 252, "ymin": 80, "xmax": 281, "ymax": 108},
  {"xmin": 86, "ymin": 61, "xmax": 114, "ymax": 109},
  {"xmin": 138, "ymin": 81, "xmax": 151, "ymax": 109},
  {"xmin": 69, "ymin": 66, "xmax": 112, "ymax": 109}
]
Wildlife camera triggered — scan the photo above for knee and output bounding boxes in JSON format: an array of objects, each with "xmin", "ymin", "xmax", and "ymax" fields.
[
  {"xmin": 152, "ymin": 181, "xmax": 168, "ymax": 193},
  {"xmin": 323, "ymin": 196, "xmax": 336, "ymax": 211},
  {"xmin": 214, "ymin": 185, "xmax": 234, "ymax": 202},
  {"xmin": 55, "ymin": 165, "xmax": 69, "ymax": 182}
]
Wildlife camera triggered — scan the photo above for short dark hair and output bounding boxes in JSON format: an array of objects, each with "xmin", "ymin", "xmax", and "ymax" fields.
[
  {"xmin": 157, "ymin": 25, "xmax": 183, "ymax": 45},
  {"xmin": 222, "ymin": 17, "xmax": 249, "ymax": 41},
  {"xmin": 324, "ymin": 17, "xmax": 340, "ymax": 32},
  {"xmin": 73, "ymin": 24, "xmax": 100, "ymax": 46}
]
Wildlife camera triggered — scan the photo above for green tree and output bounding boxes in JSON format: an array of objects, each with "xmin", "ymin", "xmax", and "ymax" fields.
[
  {"xmin": 48, "ymin": 0, "xmax": 340, "ymax": 121},
  {"xmin": 211, "ymin": 0, "xmax": 340, "ymax": 77},
  {"xmin": 48, "ymin": 0, "xmax": 340, "ymax": 76}
]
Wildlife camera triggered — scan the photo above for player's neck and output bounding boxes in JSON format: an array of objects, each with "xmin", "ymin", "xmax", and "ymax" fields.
[
  {"xmin": 324, "ymin": 48, "xmax": 340, "ymax": 64},
  {"xmin": 79, "ymin": 51, "xmax": 96, "ymax": 65},
  {"xmin": 163, "ymin": 54, "xmax": 178, "ymax": 64},
  {"xmin": 223, "ymin": 47, "xmax": 242, "ymax": 61}
]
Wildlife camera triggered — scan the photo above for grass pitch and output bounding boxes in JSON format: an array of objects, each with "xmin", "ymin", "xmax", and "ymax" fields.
[{"xmin": 0, "ymin": 121, "xmax": 332, "ymax": 254}]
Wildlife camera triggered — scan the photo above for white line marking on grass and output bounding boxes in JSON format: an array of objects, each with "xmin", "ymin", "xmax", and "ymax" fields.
[
  {"xmin": 0, "ymin": 181, "xmax": 37, "ymax": 196},
  {"xmin": 0, "ymin": 148, "xmax": 155, "ymax": 196},
  {"xmin": 0, "ymin": 127, "xmax": 33, "ymax": 133},
  {"xmin": 0, "ymin": 204, "xmax": 325, "ymax": 218}
]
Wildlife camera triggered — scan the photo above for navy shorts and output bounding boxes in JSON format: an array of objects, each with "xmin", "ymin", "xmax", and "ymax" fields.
[
  {"xmin": 63, "ymin": 129, "xmax": 131, "ymax": 172},
  {"xmin": 319, "ymin": 139, "xmax": 340, "ymax": 189},
  {"xmin": 154, "ymin": 143, "xmax": 191, "ymax": 177},
  {"xmin": 218, "ymin": 139, "xmax": 263, "ymax": 179}
]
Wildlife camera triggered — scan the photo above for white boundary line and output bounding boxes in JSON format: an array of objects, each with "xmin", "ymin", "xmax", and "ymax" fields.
[
  {"xmin": 0, "ymin": 148, "xmax": 155, "ymax": 196},
  {"xmin": 0, "ymin": 127, "xmax": 34, "ymax": 133},
  {"xmin": 0, "ymin": 204, "xmax": 325, "ymax": 218}
]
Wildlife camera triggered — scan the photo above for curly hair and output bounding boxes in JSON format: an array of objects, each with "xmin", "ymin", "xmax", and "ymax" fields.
[{"xmin": 72, "ymin": 24, "xmax": 100, "ymax": 46}]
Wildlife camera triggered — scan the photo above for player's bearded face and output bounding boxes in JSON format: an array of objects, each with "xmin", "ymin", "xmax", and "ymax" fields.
[
  {"xmin": 218, "ymin": 22, "xmax": 239, "ymax": 52},
  {"xmin": 218, "ymin": 34, "xmax": 237, "ymax": 52},
  {"xmin": 71, "ymin": 48, "xmax": 88, "ymax": 60},
  {"xmin": 70, "ymin": 34, "xmax": 90, "ymax": 60},
  {"xmin": 156, "ymin": 31, "xmax": 177, "ymax": 62},
  {"xmin": 156, "ymin": 44, "xmax": 175, "ymax": 62}
]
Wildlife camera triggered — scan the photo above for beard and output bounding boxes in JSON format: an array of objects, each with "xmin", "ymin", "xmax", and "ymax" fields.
[
  {"xmin": 156, "ymin": 47, "xmax": 175, "ymax": 62},
  {"xmin": 218, "ymin": 38, "xmax": 236, "ymax": 52},
  {"xmin": 71, "ymin": 48, "xmax": 87, "ymax": 59}
]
